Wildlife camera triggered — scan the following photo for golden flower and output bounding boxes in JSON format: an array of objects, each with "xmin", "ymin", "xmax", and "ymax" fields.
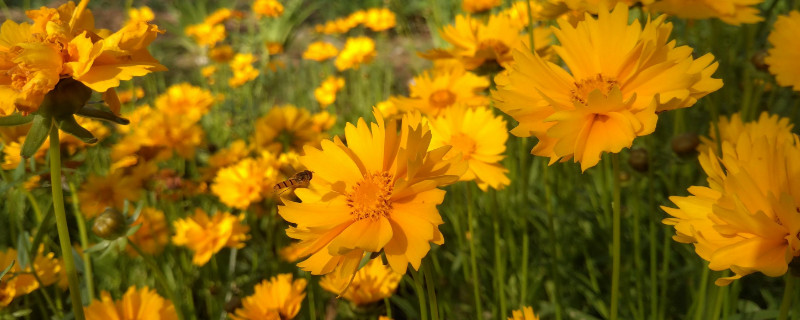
[
  {"xmin": 115, "ymin": 105, "xmax": 205, "ymax": 160},
  {"xmin": 311, "ymin": 111, "xmax": 336, "ymax": 133},
  {"xmin": 1, "ymin": 116, "xmax": 107, "ymax": 169},
  {"xmin": 117, "ymin": 87, "xmax": 145, "ymax": 104},
  {"xmin": 209, "ymin": 45, "xmax": 235, "ymax": 63},
  {"xmin": 302, "ymin": 41, "xmax": 339, "ymax": 61},
  {"xmin": 211, "ymin": 153, "xmax": 280, "ymax": 209},
  {"xmin": 375, "ymin": 99, "xmax": 399, "ymax": 119},
  {"xmin": 508, "ymin": 306, "xmax": 540, "ymax": 320},
  {"xmin": 251, "ymin": 105, "xmax": 326, "ymax": 154},
  {"xmin": 392, "ymin": 66, "xmax": 489, "ymax": 117},
  {"xmin": 279, "ymin": 242, "xmax": 310, "ymax": 262},
  {"xmin": 429, "ymin": 106, "xmax": 510, "ymax": 190},
  {"xmin": 22, "ymin": 175, "xmax": 40, "ymax": 190},
  {"xmin": 0, "ymin": 1, "xmax": 166, "ymax": 115},
  {"xmin": 493, "ymin": 4, "xmax": 722, "ymax": 171},
  {"xmin": 204, "ymin": 8, "xmax": 243, "ymax": 25},
  {"xmin": 254, "ymin": 0, "xmax": 285, "ymax": 18},
  {"xmin": 647, "ymin": 0, "xmax": 764, "ymax": 25},
  {"xmin": 319, "ymin": 258, "xmax": 402, "ymax": 306},
  {"xmin": 78, "ymin": 169, "xmax": 142, "ymax": 218},
  {"xmin": 699, "ymin": 112, "xmax": 794, "ymax": 156},
  {"xmin": 84, "ymin": 286, "xmax": 178, "ymax": 320},
  {"xmin": 127, "ymin": 207, "xmax": 170, "ymax": 256},
  {"xmin": 266, "ymin": 42, "xmax": 284, "ymax": 55},
  {"xmin": 335, "ymin": 37, "xmax": 376, "ymax": 71},
  {"xmin": 185, "ymin": 23, "xmax": 226, "ymax": 47},
  {"xmin": 128, "ymin": 6, "xmax": 155, "ymax": 23},
  {"xmin": 172, "ymin": 208, "xmax": 250, "ymax": 266},
  {"xmin": 230, "ymin": 274, "xmax": 307, "ymax": 320},
  {"xmin": 563, "ymin": 0, "xmax": 644, "ymax": 14},
  {"xmin": 154, "ymin": 83, "xmax": 215, "ymax": 122},
  {"xmin": 277, "ymin": 110, "xmax": 466, "ymax": 291},
  {"xmin": 229, "ymin": 53, "xmax": 260, "ymax": 88},
  {"xmin": 363, "ymin": 8, "xmax": 396, "ymax": 31},
  {"xmin": 502, "ymin": 1, "xmax": 570, "ymax": 27},
  {"xmin": 663, "ymin": 112, "xmax": 800, "ymax": 285},
  {"xmin": 463, "ymin": 0, "xmax": 502, "ymax": 13},
  {"xmin": 202, "ymin": 65, "xmax": 217, "ymax": 84},
  {"xmin": 314, "ymin": 76, "xmax": 345, "ymax": 108},
  {"xmin": 315, "ymin": 16, "xmax": 359, "ymax": 34},
  {"xmin": 208, "ymin": 139, "xmax": 250, "ymax": 170},
  {"xmin": 0, "ymin": 246, "xmax": 62, "ymax": 307},
  {"xmin": 765, "ymin": 11, "xmax": 800, "ymax": 91}
]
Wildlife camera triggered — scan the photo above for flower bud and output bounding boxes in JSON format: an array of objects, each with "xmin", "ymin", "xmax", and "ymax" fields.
[
  {"xmin": 628, "ymin": 148, "xmax": 648, "ymax": 172},
  {"xmin": 37, "ymin": 78, "xmax": 92, "ymax": 119},
  {"xmin": 751, "ymin": 50, "xmax": 768, "ymax": 72},
  {"xmin": 671, "ymin": 133, "xmax": 700, "ymax": 158},
  {"xmin": 92, "ymin": 208, "xmax": 127, "ymax": 240}
]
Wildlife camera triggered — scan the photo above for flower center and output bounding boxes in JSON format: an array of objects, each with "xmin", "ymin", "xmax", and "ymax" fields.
[
  {"xmin": 571, "ymin": 74, "xmax": 617, "ymax": 104},
  {"xmin": 346, "ymin": 172, "xmax": 393, "ymax": 221},
  {"xmin": 449, "ymin": 133, "xmax": 476, "ymax": 160},
  {"xmin": 479, "ymin": 39, "xmax": 510, "ymax": 57},
  {"xmin": 429, "ymin": 89, "xmax": 456, "ymax": 109}
]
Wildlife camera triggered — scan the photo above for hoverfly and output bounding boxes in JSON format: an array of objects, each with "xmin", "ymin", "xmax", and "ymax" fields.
[{"xmin": 273, "ymin": 170, "xmax": 313, "ymax": 194}]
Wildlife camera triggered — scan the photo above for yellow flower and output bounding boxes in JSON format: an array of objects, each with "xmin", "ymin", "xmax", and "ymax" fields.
[
  {"xmin": 128, "ymin": 6, "xmax": 155, "ymax": 23},
  {"xmin": 314, "ymin": 76, "xmax": 345, "ymax": 108},
  {"xmin": 78, "ymin": 169, "xmax": 142, "ymax": 218},
  {"xmin": 277, "ymin": 110, "xmax": 466, "ymax": 291},
  {"xmin": 376, "ymin": 99, "xmax": 399, "ymax": 119},
  {"xmin": 429, "ymin": 106, "xmax": 510, "ymax": 190},
  {"xmin": 508, "ymin": 306, "xmax": 540, "ymax": 320},
  {"xmin": 0, "ymin": 246, "xmax": 62, "ymax": 307},
  {"xmin": 84, "ymin": 286, "xmax": 178, "ymax": 320},
  {"xmin": 254, "ymin": 0, "xmax": 285, "ymax": 18},
  {"xmin": 229, "ymin": 53, "xmax": 260, "ymax": 88},
  {"xmin": 463, "ymin": 0, "xmax": 502, "ymax": 13},
  {"xmin": 493, "ymin": 4, "xmax": 722, "ymax": 171},
  {"xmin": 208, "ymin": 139, "xmax": 251, "ymax": 170},
  {"xmin": 302, "ymin": 41, "xmax": 339, "ymax": 61},
  {"xmin": 202, "ymin": 65, "xmax": 217, "ymax": 84},
  {"xmin": 765, "ymin": 11, "xmax": 800, "ymax": 91},
  {"xmin": 423, "ymin": 13, "xmax": 526, "ymax": 70},
  {"xmin": 647, "ymin": 0, "xmax": 764, "ymax": 25},
  {"xmin": 185, "ymin": 23, "xmax": 226, "ymax": 47},
  {"xmin": 699, "ymin": 112, "xmax": 794, "ymax": 156},
  {"xmin": 315, "ymin": 16, "xmax": 360, "ymax": 34},
  {"xmin": 266, "ymin": 41, "xmax": 284, "ymax": 55},
  {"xmin": 311, "ymin": 111, "xmax": 337, "ymax": 133},
  {"xmin": 335, "ymin": 37, "xmax": 376, "ymax": 71},
  {"xmin": 564, "ymin": 0, "xmax": 643, "ymax": 14},
  {"xmin": 209, "ymin": 45, "xmax": 234, "ymax": 63},
  {"xmin": 204, "ymin": 8, "xmax": 243, "ymax": 25},
  {"xmin": 117, "ymin": 87, "xmax": 145, "ymax": 104},
  {"xmin": 230, "ymin": 274, "xmax": 307, "ymax": 320},
  {"xmin": 251, "ymin": 105, "xmax": 327, "ymax": 154},
  {"xmin": 0, "ymin": 1, "xmax": 165, "ymax": 115},
  {"xmin": 319, "ymin": 258, "xmax": 402, "ymax": 306},
  {"xmin": 364, "ymin": 8, "xmax": 396, "ymax": 31},
  {"xmin": 211, "ymin": 154, "xmax": 280, "ymax": 209},
  {"xmin": 115, "ymin": 105, "xmax": 205, "ymax": 160},
  {"xmin": 392, "ymin": 66, "xmax": 489, "ymax": 117},
  {"xmin": 502, "ymin": 1, "xmax": 570, "ymax": 27},
  {"xmin": 127, "ymin": 207, "xmax": 170, "ymax": 256},
  {"xmin": 154, "ymin": 83, "xmax": 216, "ymax": 122},
  {"xmin": 663, "ymin": 112, "xmax": 800, "ymax": 285},
  {"xmin": 279, "ymin": 242, "xmax": 310, "ymax": 262},
  {"xmin": 1, "ymin": 116, "xmax": 107, "ymax": 169},
  {"xmin": 172, "ymin": 208, "xmax": 250, "ymax": 266}
]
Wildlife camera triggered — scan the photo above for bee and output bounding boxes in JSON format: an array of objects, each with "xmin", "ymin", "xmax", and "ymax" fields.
[{"xmin": 273, "ymin": 170, "xmax": 313, "ymax": 194}]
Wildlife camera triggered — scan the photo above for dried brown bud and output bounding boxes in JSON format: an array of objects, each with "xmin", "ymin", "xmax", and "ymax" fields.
[
  {"xmin": 628, "ymin": 148, "xmax": 649, "ymax": 172},
  {"xmin": 671, "ymin": 133, "xmax": 700, "ymax": 158}
]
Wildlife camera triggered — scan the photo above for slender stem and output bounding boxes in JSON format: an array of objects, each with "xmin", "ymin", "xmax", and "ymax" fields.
[
  {"xmin": 543, "ymin": 162, "xmax": 563, "ymax": 320},
  {"xmin": 423, "ymin": 259, "xmax": 439, "ymax": 320},
  {"xmin": 49, "ymin": 124, "xmax": 86, "ymax": 320},
  {"xmin": 610, "ymin": 154, "xmax": 622, "ymax": 320},
  {"xmin": 307, "ymin": 272, "xmax": 317, "ymax": 320},
  {"xmin": 693, "ymin": 264, "xmax": 710, "ymax": 319},
  {"xmin": 466, "ymin": 185, "xmax": 483, "ymax": 319},
  {"xmin": 778, "ymin": 275, "xmax": 795, "ymax": 320},
  {"xmin": 491, "ymin": 190, "xmax": 506, "ymax": 318},
  {"xmin": 68, "ymin": 182, "xmax": 95, "ymax": 301},
  {"xmin": 129, "ymin": 242, "xmax": 185, "ymax": 320},
  {"xmin": 23, "ymin": 190, "xmax": 43, "ymax": 223},
  {"xmin": 384, "ymin": 297, "xmax": 392, "ymax": 319},
  {"xmin": 411, "ymin": 268, "xmax": 428, "ymax": 320}
]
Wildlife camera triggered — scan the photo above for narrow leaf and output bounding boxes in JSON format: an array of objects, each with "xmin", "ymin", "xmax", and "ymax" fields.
[
  {"xmin": 75, "ymin": 107, "xmax": 130, "ymax": 125},
  {"xmin": 0, "ymin": 113, "xmax": 34, "ymax": 126},
  {"xmin": 20, "ymin": 115, "xmax": 50, "ymax": 158},
  {"xmin": 0, "ymin": 260, "xmax": 14, "ymax": 280},
  {"xmin": 57, "ymin": 115, "xmax": 97, "ymax": 144}
]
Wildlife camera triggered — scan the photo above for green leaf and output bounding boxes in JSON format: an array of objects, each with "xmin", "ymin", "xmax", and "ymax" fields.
[
  {"xmin": 56, "ymin": 115, "xmax": 97, "ymax": 144},
  {"xmin": 20, "ymin": 115, "xmax": 50, "ymax": 158},
  {"xmin": 30, "ymin": 206, "xmax": 54, "ymax": 259},
  {"xmin": 75, "ymin": 107, "xmax": 130, "ymax": 125},
  {"xmin": 10, "ymin": 158, "xmax": 25, "ymax": 182},
  {"xmin": 15, "ymin": 232, "xmax": 31, "ymax": 269},
  {"xmin": 0, "ymin": 113, "xmax": 34, "ymax": 126},
  {"xmin": 0, "ymin": 260, "xmax": 14, "ymax": 280}
]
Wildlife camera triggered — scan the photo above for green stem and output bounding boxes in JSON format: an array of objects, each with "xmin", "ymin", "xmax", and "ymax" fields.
[
  {"xmin": 543, "ymin": 162, "xmax": 563, "ymax": 320},
  {"xmin": 384, "ymin": 297, "xmax": 392, "ymax": 319},
  {"xmin": 491, "ymin": 190, "xmax": 506, "ymax": 318},
  {"xmin": 610, "ymin": 154, "xmax": 622, "ymax": 320},
  {"xmin": 778, "ymin": 274, "xmax": 795, "ymax": 320},
  {"xmin": 466, "ymin": 185, "xmax": 483, "ymax": 319},
  {"xmin": 68, "ymin": 182, "xmax": 94, "ymax": 301},
  {"xmin": 693, "ymin": 264, "xmax": 710, "ymax": 319},
  {"xmin": 49, "ymin": 124, "xmax": 86, "ymax": 320},
  {"xmin": 423, "ymin": 259, "xmax": 439, "ymax": 320},
  {"xmin": 129, "ymin": 242, "xmax": 184, "ymax": 320},
  {"xmin": 411, "ymin": 268, "xmax": 428, "ymax": 320}
]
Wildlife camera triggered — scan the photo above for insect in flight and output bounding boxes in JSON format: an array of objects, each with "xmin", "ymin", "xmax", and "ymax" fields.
[{"xmin": 273, "ymin": 170, "xmax": 313, "ymax": 194}]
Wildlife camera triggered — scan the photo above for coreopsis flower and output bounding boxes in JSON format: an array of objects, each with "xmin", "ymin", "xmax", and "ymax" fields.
[
  {"xmin": 251, "ymin": 105, "xmax": 327, "ymax": 153},
  {"xmin": 84, "ymin": 286, "xmax": 178, "ymax": 320},
  {"xmin": 229, "ymin": 53, "xmax": 260, "ymax": 88},
  {"xmin": 0, "ymin": 247, "xmax": 62, "ymax": 307},
  {"xmin": 303, "ymin": 41, "xmax": 339, "ymax": 61},
  {"xmin": 266, "ymin": 42, "xmax": 284, "ymax": 55},
  {"xmin": 208, "ymin": 139, "xmax": 250, "ymax": 170},
  {"xmin": 422, "ymin": 13, "xmax": 526, "ymax": 69},
  {"xmin": 254, "ymin": 0, "xmax": 285, "ymax": 18},
  {"xmin": 699, "ymin": 112, "xmax": 794, "ymax": 156},
  {"xmin": 117, "ymin": 87, "xmax": 145, "ymax": 104},
  {"xmin": 128, "ymin": 6, "xmax": 155, "ymax": 23},
  {"xmin": 508, "ymin": 306, "xmax": 540, "ymax": 320},
  {"xmin": 209, "ymin": 45, "xmax": 235, "ymax": 63},
  {"xmin": 335, "ymin": 37, "xmax": 376, "ymax": 71},
  {"xmin": 493, "ymin": 3, "xmax": 722, "ymax": 171},
  {"xmin": 364, "ymin": 8, "xmax": 396, "ymax": 31},
  {"xmin": 392, "ymin": 67, "xmax": 490, "ymax": 117},
  {"xmin": 78, "ymin": 169, "xmax": 143, "ymax": 218},
  {"xmin": 154, "ymin": 83, "xmax": 216, "ymax": 122},
  {"xmin": 314, "ymin": 76, "xmax": 345, "ymax": 108},
  {"xmin": 279, "ymin": 242, "xmax": 310, "ymax": 262},
  {"xmin": 114, "ymin": 105, "xmax": 205, "ymax": 160},
  {"xmin": 315, "ymin": 16, "xmax": 360, "ymax": 34},
  {"xmin": 0, "ymin": 0, "xmax": 165, "ymax": 116},
  {"xmin": 185, "ymin": 23, "xmax": 226, "ymax": 47},
  {"xmin": 202, "ymin": 65, "xmax": 217, "ymax": 84},
  {"xmin": 765, "ymin": 11, "xmax": 800, "ymax": 91},
  {"xmin": 564, "ymin": 0, "xmax": 644, "ymax": 14},
  {"xmin": 463, "ymin": 0, "xmax": 502, "ymax": 13},
  {"xmin": 1, "ymin": 116, "xmax": 109, "ymax": 169},
  {"xmin": 172, "ymin": 208, "xmax": 250, "ymax": 266},
  {"xmin": 319, "ymin": 258, "xmax": 402, "ymax": 306},
  {"xmin": 230, "ymin": 274, "xmax": 307, "ymax": 320},
  {"xmin": 311, "ymin": 111, "xmax": 337, "ymax": 133},
  {"xmin": 663, "ymin": 112, "xmax": 800, "ymax": 285},
  {"xmin": 211, "ymin": 153, "xmax": 280, "ymax": 209},
  {"xmin": 127, "ymin": 207, "xmax": 169, "ymax": 256},
  {"xmin": 277, "ymin": 110, "xmax": 466, "ymax": 292},
  {"xmin": 647, "ymin": 0, "xmax": 764, "ymax": 25},
  {"xmin": 429, "ymin": 106, "xmax": 510, "ymax": 190},
  {"xmin": 204, "ymin": 8, "xmax": 243, "ymax": 25},
  {"xmin": 502, "ymin": 0, "xmax": 570, "ymax": 26}
]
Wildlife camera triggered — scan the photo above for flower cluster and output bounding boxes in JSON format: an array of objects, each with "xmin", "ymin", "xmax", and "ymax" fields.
[
  {"xmin": 84, "ymin": 286, "xmax": 178, "ymax": 320},
  {"xmin": 230, "ymin": 274, "xmax": 307, "ymax": 320},
  {"xmin": 185, "ymin": 8, "xmax": 242, "ymax": 48},
  {"xmin": 172, "ymin": 209, "xmax": 250, "ymax": 266},
  {"xmin": 314, "ymin": 76, "xmax": 346, "ymax": 108},
  {"xmin": 315, "ymin": 8, "xmax": 397, "ymax": 34}
]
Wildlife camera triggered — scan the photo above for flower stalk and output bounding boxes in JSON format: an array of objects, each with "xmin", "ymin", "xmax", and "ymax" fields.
[
  {"xmin": 778, "ymin": 274, "xmax": 795, "ymax": 320},
  {"xmin": 610, "ymin": 153, "xmax": 622, "ymax": 320}
]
